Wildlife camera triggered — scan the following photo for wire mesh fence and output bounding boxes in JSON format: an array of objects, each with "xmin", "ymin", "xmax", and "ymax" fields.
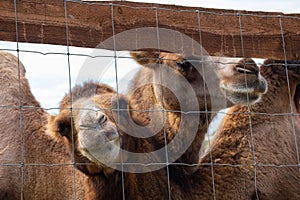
[{"xmin": 0, "ymin": 0, "xmax": 300, "ymax": 199}]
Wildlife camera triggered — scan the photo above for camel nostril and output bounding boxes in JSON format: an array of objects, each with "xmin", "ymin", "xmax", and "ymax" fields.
[
  {"xmin": 235, "ymin": 59, "xmax": 259, "ymax": 75},
  {"xmin": 96, "ymin": 112, "xmax": 107, "ymax": 125},
  {"xmin": 236, "ymin": 66, "xmax": 254, "ymax": 74}
]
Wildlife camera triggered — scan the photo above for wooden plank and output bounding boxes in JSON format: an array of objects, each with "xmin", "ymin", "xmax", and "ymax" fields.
[{"xmin": 0, "ymin": 0, "xmax": 299, "ymax": 59}]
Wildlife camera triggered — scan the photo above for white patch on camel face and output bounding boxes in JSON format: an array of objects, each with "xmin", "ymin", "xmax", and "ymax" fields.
[
  {"xmin": 219, "ymin": 72, "xmax": 268, "ymax": 96},
  {"xmin": 77, "ymin": 109, "xmax": 120, "ymax": 166},
  {"xmin": 213, "ymin": 56, "xmax": 268, "ymax": 105}
]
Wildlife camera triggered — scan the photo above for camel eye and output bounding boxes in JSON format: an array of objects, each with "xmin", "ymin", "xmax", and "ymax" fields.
[{"xmin": 176, "ymin": 60, "xmax": 192, "ymax": 71}]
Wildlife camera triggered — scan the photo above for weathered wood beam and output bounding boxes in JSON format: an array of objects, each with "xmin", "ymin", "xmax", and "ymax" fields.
[{"xmin": 0, "ymin": 0, "xmax": 299, "ymax": 59}]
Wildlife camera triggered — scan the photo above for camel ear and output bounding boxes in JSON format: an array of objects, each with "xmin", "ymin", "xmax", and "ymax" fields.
[
  {"xmin": 130, "ymin": 51, "xmax": 160, "ymax": 66},
  {"xmin": 46, "ymin": 115, "xmax": 63, "ymax": 140},
  {"xmin": 48, "ymin": 111, "xmax": 72, "ymax": 139}
]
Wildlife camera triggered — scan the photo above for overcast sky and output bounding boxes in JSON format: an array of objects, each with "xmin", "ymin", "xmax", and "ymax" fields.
[
  {"xmin": 0, "ymin": 42, "xmax": 140, "ymax": 113},
  {"xmin": 0, "ymin": 1, "xmax": 299, "ymax": 114},
  {"xmin": 129, "ymin": 0, "xmax": 300, "ymax": 13}
]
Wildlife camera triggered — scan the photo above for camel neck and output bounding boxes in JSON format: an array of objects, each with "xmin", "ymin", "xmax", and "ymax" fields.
[{"xmin": 85, "ymin": 172, "xmax": 123, "ymax": 200}]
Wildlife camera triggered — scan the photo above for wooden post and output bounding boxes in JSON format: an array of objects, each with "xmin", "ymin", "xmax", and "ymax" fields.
[{"xmin": 0, "ymin": 0, "xmax": 299, "ymax": 59}]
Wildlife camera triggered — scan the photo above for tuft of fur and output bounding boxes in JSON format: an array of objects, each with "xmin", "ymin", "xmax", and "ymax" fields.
[
  {"xmin": 59, "ymin": 81, "xmax": 114, "ymax": 109},
  {"xmin": 46, "ymin": 52, "xmax": 270, "ymax": 199}
]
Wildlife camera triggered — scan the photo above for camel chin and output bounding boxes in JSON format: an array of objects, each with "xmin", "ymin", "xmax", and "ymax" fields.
[
  {"xmin": 79, "ymin": 139, "xmax": 120, "ymax": 168},
  {"xmin": 220, "ymin": 82, "xmax": 267, "ymax": 105},
  {"xmin": 221, "ymin": 91, "xmax": 260, "ymax": 105},
  {"xmin": 77, "ymin": 109, "xmax": 120, "ymax": 167}
]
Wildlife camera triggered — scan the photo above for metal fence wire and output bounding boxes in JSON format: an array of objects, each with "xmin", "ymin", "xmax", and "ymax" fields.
[{"xmin": 0, "ymin": 0, "xmax": 299, "ymax": 199}]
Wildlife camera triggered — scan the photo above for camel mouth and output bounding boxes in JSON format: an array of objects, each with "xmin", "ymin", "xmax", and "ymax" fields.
[
  {"xmin": 79, "ymin": 136, "xmax": 120, "ymax": 167},
  {"xmin": 220, "ymin": 83, "xmax": 265, "ymax": 105},
  {"xmin": 76, "ymin": 108, "xmax": 121, "ymax": 166},
  {"xmin": 219, "ymin": 73, "xmax": 268, "ymax": 105},
  {"xmin": 294, "ymin": 84, "xmax": 300, "ymax": 113},
  {"xmin": 78, "ymin": 120, "xmax": 121, "ymax": 167}
]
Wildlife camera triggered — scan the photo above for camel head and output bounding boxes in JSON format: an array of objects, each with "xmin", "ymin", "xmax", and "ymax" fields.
[
  {"xmin": 216, "ymin": 58, "xmax": 268, "ymax": 105},
  {"xmin": 130, "ymin": 51, "xmax": 208, "ymax": 111},
  {"xmin": 260, "ymin": 59, "xmax": 300, "ymax": 113},
  {"xmin": 48, "ymin": 88, "xmax": 126, "ymax": 176}
]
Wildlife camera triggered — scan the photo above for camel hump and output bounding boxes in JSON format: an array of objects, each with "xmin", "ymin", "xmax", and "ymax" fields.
[{"xmin": 0, "ymin": 51, "xmax": 26, "ymax": 77}]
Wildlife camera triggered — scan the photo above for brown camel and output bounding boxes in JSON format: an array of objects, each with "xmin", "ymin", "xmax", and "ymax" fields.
[
  {"xmin": 48, "ymin": 52, "xmax": 267, "ymax": 199},
  {"xmin": 127, "ymin": 52, "xmax": 267, "ymax": 191},
  {"xmin": 0, "ymin": 51, "xmax": 85, "ymax": 199},
  {"xmin": 194, "ymin": 59, "xmax": 300, "ymax": 199}
]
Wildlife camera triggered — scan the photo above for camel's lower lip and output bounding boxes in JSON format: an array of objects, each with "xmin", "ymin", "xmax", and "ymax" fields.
[
  {"xmin": 80, "ymin": 139, "xmax": 120, "ymax": 166},
  {"xmin": 80, "ymin": 137, "xmax": 120, "ymax": 152},
  {"xmin": 220, "ymin": 82, "xmax": 265, "ymax": 96},
  {"xmin": 219, "ymin": 75, "xmax": 268, "ymax": 96},
  {"xmin": 78, "ymin": 126, "xmax": 120, "ymax": 150},
  {"xmin": 220, "ymin": 84, "xmax": 263, "ymax": 104}
]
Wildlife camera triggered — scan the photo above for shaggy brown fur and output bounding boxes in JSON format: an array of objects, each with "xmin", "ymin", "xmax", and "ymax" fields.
[
  {"xmin": 194, "ymin": 59, "xmax": 300, "ymax": 199},
  {"xmin": 59, "ymin": 82, "xmax": 115, "ymax": 110},
  {"xmin": 48, "ymin": 53, "xmax": 267, "ymax": 199},
  {"xmin": 128, "ymin": 51, "xmax": 212, "ymax": 192},
  {"xmin": 0, "ymin": 52, "xmax": 85, "ymax": 199},
  {"xmin": 48, "ymin": 82, "xmax": 157, "ymax": 199},
  {"xmin": 128, "ymin": 52, "xmax": 267, "ymax": 193},
  {"xmin": 51, "ymin": 83, "xmax": 120, "ymax": 174}
]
